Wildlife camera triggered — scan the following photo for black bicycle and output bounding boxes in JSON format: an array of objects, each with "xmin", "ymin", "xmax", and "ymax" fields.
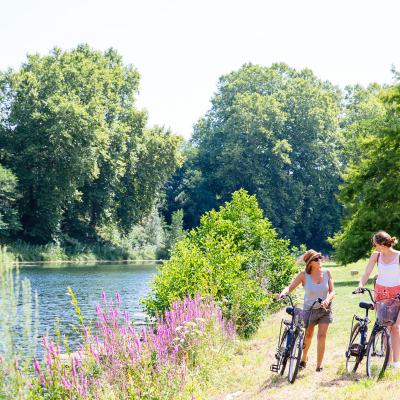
[
  {"xmin": 345, "ymin": 287, "xmax": 400, "ymax": 379},
  {"xmin": 271, "ymin": 294, "xmax": 321, "ymax": 383}
]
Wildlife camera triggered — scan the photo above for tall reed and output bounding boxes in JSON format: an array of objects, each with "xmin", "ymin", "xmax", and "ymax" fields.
[{"xmin": 0, "ymin": 247, "xmax": 39, "ymax": 399}]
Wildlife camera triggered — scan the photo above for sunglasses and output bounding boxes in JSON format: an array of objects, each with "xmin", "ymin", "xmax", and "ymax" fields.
[{"xmin": 313, "ymin": 256, "xmax": 322, "ymax": 262}]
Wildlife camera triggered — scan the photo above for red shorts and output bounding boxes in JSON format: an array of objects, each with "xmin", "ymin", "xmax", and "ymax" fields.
[{"xmin": 374, "ymin": 283, "xmax": 400, "ymax": 302}]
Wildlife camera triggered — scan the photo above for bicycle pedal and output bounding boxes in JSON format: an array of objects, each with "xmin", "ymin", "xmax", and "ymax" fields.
[{"xmin": 270, "ymin": 364, "xmax": 279, "ymax": 373}]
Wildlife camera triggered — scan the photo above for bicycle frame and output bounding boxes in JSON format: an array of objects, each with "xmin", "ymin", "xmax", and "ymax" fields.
[
  {"xmin": 271, "ymin": 294, "xmax": 322, "ymax": 376},
  {"xmin": 346, "ymin": 287, "xmax": 397, "ymax": 377}
]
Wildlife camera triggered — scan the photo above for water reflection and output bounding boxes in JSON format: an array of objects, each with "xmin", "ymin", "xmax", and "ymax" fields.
[{"xmin": 19, "ymin": 262, "xmax": 158, "ymax": 355}]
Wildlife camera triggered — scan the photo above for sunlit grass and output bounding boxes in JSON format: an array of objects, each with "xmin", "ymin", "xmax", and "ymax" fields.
[{"xmin": 205, "ymin": 259, "xmax": 400, "ymax": 400}]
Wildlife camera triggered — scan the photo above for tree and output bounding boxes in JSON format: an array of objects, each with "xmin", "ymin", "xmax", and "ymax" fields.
[
  {"xmin": 166, "ymin": 63, "xmax": 343, "ymax": 250},
  {"xmin": 340, "ymin": 83, "xmax": 386, "ymax": 164},
  {"xmin": 0, "ymin": 45, "xmax": 182, "ymax": 243},
  {"xmin": 0, "ymin": 165, "xmax": 20, "ymax": 239},
  {"xmin": 331, "ymin": 74, "xmax": 400, "ymax": 263}
]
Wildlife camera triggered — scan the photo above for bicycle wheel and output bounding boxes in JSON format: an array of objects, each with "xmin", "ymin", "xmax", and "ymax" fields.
[
  {"xmin": 345, "ymin": 322, "xmax": 363, "ymax": 373},
  {"xmin": 366, "ymin": 327, "xmax": 390, "ymax": 379},
  {"xmin": 288, "ymin": 330, "xmax": 303, "ymax": 383},
  {"xmin": 278, "ymin": 328, "xmax": 289, "ymax": 376}
]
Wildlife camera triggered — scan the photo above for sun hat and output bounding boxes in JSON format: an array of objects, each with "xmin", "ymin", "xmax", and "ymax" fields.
[{"xmin": 303, "ymin": 249, "xmax": 322, "ymax": 272}]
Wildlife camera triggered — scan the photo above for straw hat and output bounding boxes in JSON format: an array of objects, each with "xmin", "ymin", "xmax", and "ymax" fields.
[{"xmin": 303, "ymin": 249, "xmax": 322, "ymax": 271}]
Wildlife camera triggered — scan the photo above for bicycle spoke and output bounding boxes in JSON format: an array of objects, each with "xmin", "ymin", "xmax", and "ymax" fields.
[
  {"xmin": 288, "ymin": 331, "xmax": 303, "ymax": 383},
  {"xmin": 366, "ymin": 328, "xmax": 390, "ymax": 379},
  {"xmin": 345, "ymin": 322, "xmax": 363, "ymax": 373},
  {"xmin": 279, "ymin": 329, "xmax": 289, "ymax": 375}
]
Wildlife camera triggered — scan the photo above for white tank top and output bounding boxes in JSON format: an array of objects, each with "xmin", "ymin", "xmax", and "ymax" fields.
[{"xmin": 376, "ymin": 252, "xmax": 400, "ymax": 287}]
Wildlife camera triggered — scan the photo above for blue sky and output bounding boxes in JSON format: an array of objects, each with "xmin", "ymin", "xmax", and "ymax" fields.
[{"xmin": 1, "ymin": 0, "xmax": 399, "ymax": 138}]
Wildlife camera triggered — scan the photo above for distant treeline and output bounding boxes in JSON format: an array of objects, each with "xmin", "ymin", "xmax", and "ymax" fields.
[
  {"xmin": 0, "ymin": 45, "xmax": 399, "ymax": 262},
  {"xmin": 162, "ymin": 64, "xmax": 400, "ymax": 261}
]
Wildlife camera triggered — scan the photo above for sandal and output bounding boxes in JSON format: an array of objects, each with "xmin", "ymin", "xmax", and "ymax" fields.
[
  {"xmin": 299, "ymin": 361, "xmax": 307, "ymax": 369},
  {"xmin": 316, "ymin": 366, "xmax": 323, "ymax": 372}
]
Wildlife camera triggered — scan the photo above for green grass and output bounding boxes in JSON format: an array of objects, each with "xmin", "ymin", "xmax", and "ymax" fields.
[{"xmin": 204, "ymin": 260, "xmax": 400, "ymax": 400}]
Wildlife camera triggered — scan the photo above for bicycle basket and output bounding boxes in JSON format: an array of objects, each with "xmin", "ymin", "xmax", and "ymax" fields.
[
  {"xmin": 376, "ymin": 298, "xmax": 400, "ymax": 326},
  {"xmin": 293, "ymin": 307, "xmax": 305, "ymax": 326}
]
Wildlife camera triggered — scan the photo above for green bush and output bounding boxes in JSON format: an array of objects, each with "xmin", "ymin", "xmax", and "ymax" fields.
[{"xmin": 144, "ymin": 189, "xmax": 298, "ymax": 338}]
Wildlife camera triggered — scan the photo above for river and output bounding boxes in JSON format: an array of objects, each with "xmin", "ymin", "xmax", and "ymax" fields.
[{"xmin": 19, "ymin": 262, "xmax": 158, "ymax": 354}]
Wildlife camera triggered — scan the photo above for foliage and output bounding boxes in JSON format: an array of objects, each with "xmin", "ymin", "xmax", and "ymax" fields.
[
  {"xmin": 164, "ymin": 63, "xmax": 343, "ymax": 251},
  {"xmin": 0, "ymin": 165, "xmax": 20, "ymax": 239},
  {"xmin": 340, "ymin": 83, "xmax": 386, "ymax": 164},
  {"xmin": 31, "ymin": 291, "xmax": 235, "ymax": 399},
  {"xmin": 331, "ymin": 74, "xmax": 400, "ymax": 264},
  {"xmin": 0, "ymin": 45, "xmax": 182, "ymax": 244},
  {"xmin": 159, "ymin": 208, "xmax": 186, "ymax": 259},
  {"xmin": 145, "ymin": 189, "xmax": 298, "ymax": 338}
]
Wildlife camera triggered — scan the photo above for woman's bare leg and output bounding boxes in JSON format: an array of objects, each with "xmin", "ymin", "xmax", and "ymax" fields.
[
  {"xmin": 390, "ymin": 312, "xmax": 400, "ymax": 363},
  {"xmin": 317, "ymin": 323, "xmax": 329, "ymax": 368},
  {"xmin": 301, "ymin": 324, "xmax": 315, "ymax": 363}
]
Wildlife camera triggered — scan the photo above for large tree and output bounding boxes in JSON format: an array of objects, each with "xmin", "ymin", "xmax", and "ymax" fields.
[
  {"xmin": 0, "ymin": 45, "xmax": 182, "ymax": 243},
  {"xmin": 331, "ymin": 74, "xmax": 400, "ymax": 264},
  {"xmin": 166, "ymin": 63, "xmax": 343, "ymax": 250},
  {"xmin": 0, "ymin": 164, "xmax": 20, "ymax": 239},
  {"xmin": 340, "ymin": 83, "xmax": 385, "ymax": 164}
]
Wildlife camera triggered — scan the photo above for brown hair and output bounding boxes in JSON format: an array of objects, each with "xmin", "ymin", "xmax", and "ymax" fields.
[{"xmin": 372, "ymin": 231, "xmax": 398, "ymax": 248}]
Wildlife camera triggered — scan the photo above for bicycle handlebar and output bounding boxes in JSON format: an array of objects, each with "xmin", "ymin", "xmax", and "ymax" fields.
[
  {"xmin": 279, "ymin": 293, "xmax": 295, "ymax": 308},
  {"xmin": 279, "ymin": 294, "xmax": 323, "ymax": 310},
  {"xmin": 352, "ymin": 287, "xmax": 375, "ymax": 303}
]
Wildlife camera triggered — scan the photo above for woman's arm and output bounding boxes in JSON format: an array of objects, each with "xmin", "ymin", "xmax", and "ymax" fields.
[
  {"xmin": 322, "ymin": 269, "xmax": 335, "ymax": 308},
  {"xmin": 358, "ymin": 252, "xmax": 379, "ymax": 288},
  {"xmin": 279, "ymin": 272, "xmax": 304, "ymax": 298}
]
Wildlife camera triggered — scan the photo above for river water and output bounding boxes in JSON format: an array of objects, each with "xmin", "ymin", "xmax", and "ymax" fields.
[{"xmin": 19, "ymin": 262, "xmax": 158, "ymax": 353}]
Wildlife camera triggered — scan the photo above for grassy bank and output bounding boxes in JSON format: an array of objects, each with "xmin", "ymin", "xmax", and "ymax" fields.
[
  {"xmin": 4, "ymin": 240, "xmax": 161, "ymax": 263},
  {"xmin": 204, "ymin": 260, "xmax": 400, "ymax": 400}
]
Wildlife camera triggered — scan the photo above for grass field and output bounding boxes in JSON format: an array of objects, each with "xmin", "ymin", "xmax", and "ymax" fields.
[{"xmin": 205, "ymin": 260, "xmax": 400, "ymax": 400}]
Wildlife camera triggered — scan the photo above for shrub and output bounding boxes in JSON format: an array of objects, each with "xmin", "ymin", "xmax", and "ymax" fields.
[{"xmin": 144, "ymin": 189, "xmax": 298, "ymax": 338}]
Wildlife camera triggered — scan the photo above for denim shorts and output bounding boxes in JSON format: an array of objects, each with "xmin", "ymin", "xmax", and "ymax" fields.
[{"xmin": 304, "ymin": 307, "xmax": 333, "ymax": 328}]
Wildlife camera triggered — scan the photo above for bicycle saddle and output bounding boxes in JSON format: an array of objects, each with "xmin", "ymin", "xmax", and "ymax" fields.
[
  {"xmin": 286, "ymin": 306, "xmax": 294, "ymax": 315},
  {"xmin": 359, "ymin": 301, "xmax": 374, "ymax": 310}
]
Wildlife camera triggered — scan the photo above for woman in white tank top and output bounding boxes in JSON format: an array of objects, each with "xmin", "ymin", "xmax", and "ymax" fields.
[{"xmin": 358, "ymin": 231, "xmax": 400, "ymax": 368}]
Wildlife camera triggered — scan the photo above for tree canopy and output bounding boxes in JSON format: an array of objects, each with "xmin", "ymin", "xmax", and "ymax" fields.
[
  {"xmin": 0, "ymin": 45, "xmax": 182, "ymax": 244},
  {"xmin": 164, "ymin": 63, "xmax": 343, "ymax": 251},
  {"xmin": 330, "ymin": 73, "xmax": 400, "ymax": 264}
]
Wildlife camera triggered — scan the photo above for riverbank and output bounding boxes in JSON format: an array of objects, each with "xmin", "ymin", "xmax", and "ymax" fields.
[
  {"xmin": 4, "ymin": 240, "xmax": 163, "ymax": 263},
  {"xmin": 204, "ymin": 260, "xmax": 400, "ymax": 400}
]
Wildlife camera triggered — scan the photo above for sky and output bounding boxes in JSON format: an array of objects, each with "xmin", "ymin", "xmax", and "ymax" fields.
[{"xmin": 1, "ymin": 0, "xmax": 399, "ymax": 139}]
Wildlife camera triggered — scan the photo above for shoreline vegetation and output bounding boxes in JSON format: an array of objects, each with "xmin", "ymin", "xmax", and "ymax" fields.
[
  {"xmin": 0, "ymin": 249, "xmax": 238, "ymax": 399},
  {"xmin": 15, "ymin": 259, "xmax": 162, "ymax": 265}
]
